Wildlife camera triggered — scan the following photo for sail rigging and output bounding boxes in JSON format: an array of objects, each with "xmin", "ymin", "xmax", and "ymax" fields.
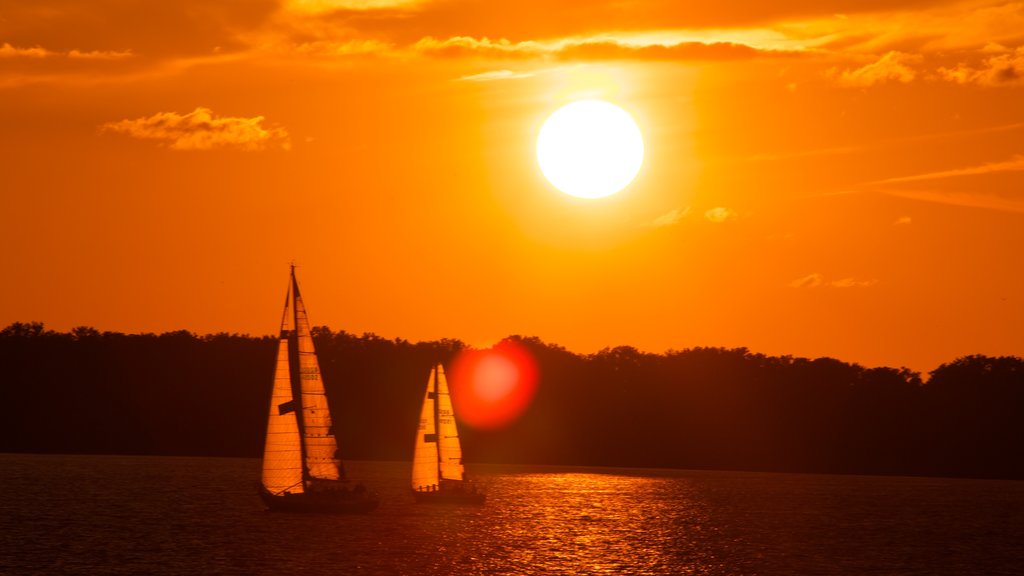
[
  {"xmin": 261, "ymin": 282, "xmax": 305, "ymax": 495},
  {"xmin": 411, "ymin": 365, "xmax": 464, "ymax": 490},
  {"xmin": 291, "ymin": 273, "xmax": 341, "ymax": 482},
  {"xmin": 261, "ymin": 267, "xmax": 342, "ymax": 496},
  {"xmin": 436, "ymin": 365, "xmax": 464, "ymax": 482}
]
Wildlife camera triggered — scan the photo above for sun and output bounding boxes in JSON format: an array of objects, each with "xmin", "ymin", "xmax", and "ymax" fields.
[{"xmin": 536, "ymin": 99, "xmax": 644, "ymax": 199}]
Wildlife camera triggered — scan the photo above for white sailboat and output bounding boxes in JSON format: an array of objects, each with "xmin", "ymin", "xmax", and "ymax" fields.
[
  {"xmin": 259, "ymin": 266, "xmax": 378, "ymax": 513},
  {"xmin": 411, "ymin": 364, "xmax": 485, "ymax": 504}
]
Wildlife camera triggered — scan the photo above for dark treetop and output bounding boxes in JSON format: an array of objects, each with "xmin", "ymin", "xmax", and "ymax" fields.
[{"xmin": 1, "ymin": 322, "xmax": 1021, "ymax": 480}]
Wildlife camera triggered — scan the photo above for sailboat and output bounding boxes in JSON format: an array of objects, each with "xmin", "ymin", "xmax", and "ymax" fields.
[
  {"xmin": 411, "ymin": 364, "xmax": 486, "ymax": 504},
  {"xmin": 258, "ymin": 266, "xmax": 379, "ymax": 513}
]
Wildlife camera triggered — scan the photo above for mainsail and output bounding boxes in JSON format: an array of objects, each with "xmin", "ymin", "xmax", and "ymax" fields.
[
  {"xmin": 292, "ymin": 275, "xmax": 341, "ymax": 482},
  {"xmin": 261, "ymin": 267, "xmax": 342, "ymax": 496},
  {"xmin": 411, "ymin": 365, "xmax": 464, "ymax": 489}
]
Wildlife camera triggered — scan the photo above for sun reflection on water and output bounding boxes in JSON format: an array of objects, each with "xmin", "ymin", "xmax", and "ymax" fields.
[{"xmin": 483, "ymin": 471, "xmax": 718, "ymax": 575}]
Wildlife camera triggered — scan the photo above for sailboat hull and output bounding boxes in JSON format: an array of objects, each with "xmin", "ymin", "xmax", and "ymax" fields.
[
  {"xmin": 412, "ymin": 486, "xmax": 486, "ymax": 506},
  {"xmin": 259, "ymin": 485, "xmax": 380, "ymax": 514}
]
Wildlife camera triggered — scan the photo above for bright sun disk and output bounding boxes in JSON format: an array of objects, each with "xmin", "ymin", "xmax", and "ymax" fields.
[{"xmin": 536, "ymin": 99, "xmax": 644, "ymax": 199}]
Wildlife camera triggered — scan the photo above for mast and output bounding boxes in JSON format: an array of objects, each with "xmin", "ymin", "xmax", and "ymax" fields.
[
  {"xmin": 434, "ymin": 366, "xmax": 443, "ymax": 482},
  {"xmin": 288, "ymin": 265, "xmax": 311, "ymax": 483},
  {"xmin": 290, "ymin": 266, "xmax": 343, "ymax": 484},
  {"xmin": 435, "ymin": 364, "xmax": 464, "ymax": 483}
]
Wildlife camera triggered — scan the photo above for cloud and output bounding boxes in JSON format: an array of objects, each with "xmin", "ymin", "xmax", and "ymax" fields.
[
  {"xmin": 704, "ymin": 207, "xmax": 737, "ymax": 223},
  {"xmin": 456, "ymin": 69, "xmax": 536, "ymax": 82},
  {"xmin": 790, "ymin": 273, "xmax": 877, "ymax": 289},
  {"xmin": 0, "ymin": 43, "xmax": 53, "ymax": 58},
  {"xmin": 938, "ymin": 46, "xmax": 1024, "ymax": 86},
  {"xmin": 288, "ymin": 0, "xmax": 954, "ymax": 49},
  {"xmin": 870, "ymin": 155, "xmax": 1024, "ymax": 185},
  {"xmin": 831, "ymin": 277, "xmax": 878, "ymax": 288},
  {"xmin": 412, "ymin": 36, "xmax": 550, "ymax": 59},
  {"xmin": 0, "ymin": 43, "xmax": 132, "ymax": 60},
  {"xmin": 792, "ymin": 2, "xmax": 1024, "ymax": 55},
  {"xmin": 556, "ymin": 40, "xmax": 802, "ymax": 61},
  {"xmin": 875, "ymin": 188, "xmax": 1024, "ymax": 214},
  {"xmin": 289, "ymin": 39, "xmax": 392, "ymax": 57},
  {"xmin": 790, "ymin": 273, "xmax": 824, "ymax": 289},
  {"xmin": 0, "ymin": 2, "xmax": 276, "ymax": 64},
  {"xmin": 893, "ymin": 216, "xmax": 913, "ymax": 226},
  {"xmin": 648, "ymin": 207, "xmax": 690, "ymax": 228},
  {"xmin": 286, "ymin": 0, "xmax": 422, "ymax": 13},
  {"xmin": 100, "ymin": 107, "xmax": 290, "ymax": 151},
  {"xmin": 413, "ymin": 35, "xmax": 802, "ymax": 61},
  {"xmin": 833, "ymin": 51, "xmax": 921, "ymax": 87},
  {"xmin": 68, "ymin": 49, "xmax": 134, "ymax": 60}
]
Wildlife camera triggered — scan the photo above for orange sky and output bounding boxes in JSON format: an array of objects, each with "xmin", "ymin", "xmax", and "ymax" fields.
[{"xmin": 2, "ymin": 0, "xmax": 1022, "ymax": 374}]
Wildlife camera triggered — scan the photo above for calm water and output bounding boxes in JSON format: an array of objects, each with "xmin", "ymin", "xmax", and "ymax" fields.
[{"xmin": 0, "ymin": 454, "xmax": 1022, "ymax": 575}]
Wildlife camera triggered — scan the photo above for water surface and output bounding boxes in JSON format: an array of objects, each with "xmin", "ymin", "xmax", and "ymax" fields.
[{"xmin": 0, "ymin": 454, "xmax": 1021, "ymax": 575}]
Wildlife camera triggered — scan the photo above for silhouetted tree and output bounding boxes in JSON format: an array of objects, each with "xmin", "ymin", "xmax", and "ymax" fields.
[{"xmin": 0, "ymin": 322, "xmax": 1020, "ymax": 479}]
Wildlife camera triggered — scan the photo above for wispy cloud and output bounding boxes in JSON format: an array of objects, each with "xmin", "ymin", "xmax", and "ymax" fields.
[
  {"xmin": 790, "ymin": 273, "xmax": 824, "ymax": 289},
  {"xmin": 793, "ymin": 2, "xmax": 1024, "ymax": 54},
  {"xmin": 790, "ymin": 273, "xmax": 877, "ymax": 289},
  {"xmin": 413, "ymin": 35, "xmax": 802, "ymax": 61},
  {"xmin": 832, "ymin": 51, "xmax": 921, "ymax": 87},
  {"xmin": 939, "ymin": 45, "xmax": 1024, "ymax": 86},
  {"xmin": 869, "ymin": 155, "xmax": 1024, "ymax": 185},
  {"xmin": 286, "ymin": 0, "xmax": 422, "ymax": 13},
  {"xmin": 0, "ymin": 43, "xmax": 53, "ymax": 58},
  {"xmin": 893, "ymin": 216, "xmax": 913, "ymax": 226},
  {"xmin": 1, "ymin": 43, "xmax": 132, "ymax": 60},
  {"xmin": 289, "ymin": 39, "xmax": 392, "ymax": 57},
  {"xmin": 647, "ymin": 207, "xmax": 690, "ymax": 228},
  {"xmin": 68, "ymin": 49, "xmax": 134, "ymax": 60},
  {"xmin": 831, "ymin": 277, "xmax": 879, "ymax": 288},
  {"xmin": 100, "ymin": 107, "xmax": 290, "ymax": 151},
  {"xmin": 704, "ymin": 207, "xmax": 737, "ymax": 223},
  {"xmin": 413, "ymin": 36, "xmax": 539, "ymax": 58},
  {"xmin": 875, "ymin": 188, "xmax": 1024, "ymax": 214},
  {"xmin": 557, "ymin": 40, "xmax": 803, "ymax": 61},
  {"xmin": 456, "ymin": 69, "xmax": 536, "ymax": 82}
]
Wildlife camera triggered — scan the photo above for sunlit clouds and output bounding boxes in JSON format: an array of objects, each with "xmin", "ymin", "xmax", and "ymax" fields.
[
  {"xmin": 790, "ymin": 273, "xmax": 825, "ymax": 289},
  {"xmin": 285, "ymin": 0, "xmax": 423, "ymax": 13},
  {"xmin": 940, "ymin": 46, "xmax": 1024, "ymax": 86},
  {"xmin": 456, "ymin": 69, "xmax": 537, "ymax": 82},
  {"xmin": 831, "ymin": 277, "xmax": 879, "ymax": 289},
  {"xmin": 3, "ymin": 0, "xmax": 1024, "ymax": 376},
  {"xmin": 648, "ymin": 208, "xmax": 690, "ymax": 228},
  {"xmin": 6, "ymin": 0, "xmax": 1024, "ymax": 88},
  {"xmin": 0, "ymin": 43, "xmax": 132, "ymax": 60},
  {"xmin": 704, "ymin": 207, "xmax": 737, "ymax": 223},
  {"xmin": 413, "ymin": 35, "xmax": 801, "ymax": 61},
  {"xmin": 790, "ymin": 274, "xmax": 877, "ymax": 289},
  {"xmin": 1, "ymin": 43, "xmax": 53, "ymax": 58},
  {"xmin": 287, "ymin": 39, "xmax": 393, "ymax": 57},
  {"xmin": 832, "ymin": 51, "xmax": 921, "ymax": 87},
  {"xmin": 870, "ymin": 155, "xmax": 1024, "ymax": 185},
  {"xmin": 874, "ymin": 189, "xmax": 1024, "ymax": 214},
  {"xmin": 101, "ymin": 108, "xmax": 291, "ymax": 151}
]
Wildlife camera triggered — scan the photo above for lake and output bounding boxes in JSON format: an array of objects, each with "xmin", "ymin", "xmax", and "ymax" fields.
[{"xmin": 0, "ymin": 454, "xmax": 1021, "ymax": 575}]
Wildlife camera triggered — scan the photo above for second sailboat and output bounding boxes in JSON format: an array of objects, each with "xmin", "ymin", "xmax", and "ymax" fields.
[{"xmin": 411, "ymin": 364, "xmax": 485, "ymax": 504}]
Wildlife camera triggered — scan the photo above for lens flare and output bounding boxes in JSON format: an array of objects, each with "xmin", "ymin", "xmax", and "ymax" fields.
[{"xmin": 450, "ymin": 340, "xmax": 538, "ymax": 430}]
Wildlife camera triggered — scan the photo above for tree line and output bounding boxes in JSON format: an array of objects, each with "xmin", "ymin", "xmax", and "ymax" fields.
[{"xmin": 0, "ymin": 321, "xmax": 1021, "ymax": 479}]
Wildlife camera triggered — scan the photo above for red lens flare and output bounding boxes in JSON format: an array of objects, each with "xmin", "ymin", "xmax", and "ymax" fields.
[{"xmin": 449, "ymin": 340, "xmax": 538, "ymax": 430}]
